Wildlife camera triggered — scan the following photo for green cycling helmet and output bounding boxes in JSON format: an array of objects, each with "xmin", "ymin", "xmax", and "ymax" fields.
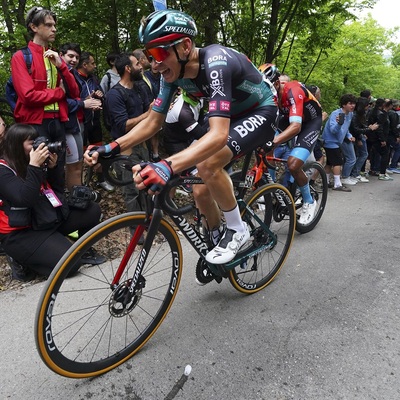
[{"xmin": 139, "ymin": 9, "xmax": 197, "ymax": 47}]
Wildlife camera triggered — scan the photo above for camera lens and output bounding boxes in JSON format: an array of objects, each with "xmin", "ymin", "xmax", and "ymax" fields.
[{"xmin": 48, "ymin": 141, "xmax": 65, "ymax": 153}]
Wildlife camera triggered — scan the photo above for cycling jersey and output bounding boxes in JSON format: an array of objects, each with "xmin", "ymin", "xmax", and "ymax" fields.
[
  {"xmin": 279, "ymin": 81, "xmax": 322, "ymax": 161},
  {"xmin": 279, "ymin": 81, "xmax": 321, "ymax": 124},
  {"xmin": 154, "ymin": 44, "xmax": 278, "ymax": 157},
  {"xmin": 153, "ymin": 44, "xmax": 276, "ymax": 117}
]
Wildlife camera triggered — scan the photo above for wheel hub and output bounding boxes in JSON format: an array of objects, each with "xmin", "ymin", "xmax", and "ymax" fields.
[{"xmin": 109, "ymin": 279, "xmax": 142, "ymax": 317}]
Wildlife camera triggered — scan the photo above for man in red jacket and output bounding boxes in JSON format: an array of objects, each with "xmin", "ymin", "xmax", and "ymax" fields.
[{"xmin": 11, "ymin": 6, "xmax": 80, "ymax": 188}]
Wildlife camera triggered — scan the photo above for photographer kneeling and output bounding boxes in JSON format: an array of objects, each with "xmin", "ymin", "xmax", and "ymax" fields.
[{"xmin": 0, "ymin": 124, "xmax": 103, "ymax": 281}]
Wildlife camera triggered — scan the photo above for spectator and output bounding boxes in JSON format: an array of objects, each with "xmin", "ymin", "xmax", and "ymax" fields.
[
  {"xmin": 11, "ymin": 6, "xmax": 80, "ymax": 190},
  {"xmin": 340, "ymin": 122, "xmax": 358, "ymax": 186},
  {"xmin": 322, "ymin": 94, "xmax": 357, "ymax": 192},
  {"xmin": 0, "ymin": 124, "xmax": 103, "ymax": 281},
  {"xmin": 73, "ymin": 51, "xmax": 114, "ymax": 191},
  {"xmin": 105, "ymin": 52, "xmax": 151, "ymax": 213},
  {"xmin": 100, "ymin": 52, "xmax": 120, "ymax": 94},
  {"xmin": 360, "ymin": 89, "xmax": 372, "ymax": 101},
  {"xmin": 59, "ymin": 42, "xmax": 101, "ymax": 190},
  {"xmin": 386, "ymin": 99, "xmax": 400, "ymax": 173},
  {"xmin": 349, "ymin": 97, "xmax": 379, "ymax": 182},
  {"xmin": 133, "ymin": 48, "xmax": 161, "ymax": 161},
  {"xmin": 367, "ymin": 98, "xmax": 392, "ymax": 181}
]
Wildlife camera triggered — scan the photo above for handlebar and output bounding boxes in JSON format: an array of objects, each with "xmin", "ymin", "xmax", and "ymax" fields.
[
  {"xmin": 86, "ymin": 154, "xmax": 135, "ymax": 186},
  {"xmin": 91, "ymin": 154, "xmax": 200, "ymax": 216}
]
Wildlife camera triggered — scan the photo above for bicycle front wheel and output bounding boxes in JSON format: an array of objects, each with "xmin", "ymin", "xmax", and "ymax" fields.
[
  {"xmin": 294, "ymin": 161, "xmax": 328, "ymax": 234},
  {"xmin": 35, "ymin": 213, "xmax": 182, "ymax": 378},
  {"xmin": 229, "ymin": 183, "xmax": 296, "ymax": 294}
]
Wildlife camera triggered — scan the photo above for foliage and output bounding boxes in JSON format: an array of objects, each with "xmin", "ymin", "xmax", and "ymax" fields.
[{"xmin": 0, "ymin": 0, "xmax": 400, "ymax": 114}]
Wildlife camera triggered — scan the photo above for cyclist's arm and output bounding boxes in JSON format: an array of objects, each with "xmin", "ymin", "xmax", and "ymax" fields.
[
  {"xmin": 133, "ymin": 115, "xmax": 230, "ymax": 185},
  {"xmin": 167, "ymin": 116, "xmax": 230, "ymax": 173},
  {"xmin": 273, "ymin": 122, "xmax": 302, "ymax": 145},
  {"xmin": 84, "ymin": 109, "xmax": 165, "ymax": 164}
]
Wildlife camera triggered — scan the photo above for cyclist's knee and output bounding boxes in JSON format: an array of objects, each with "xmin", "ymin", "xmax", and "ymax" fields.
[
  {"xmin": 287, "ymin": 156, "xmax": 303, "ymax": 174},
  {"xmin": 196, "ymin": 147, "xmax": 232, "ymax": 180}
]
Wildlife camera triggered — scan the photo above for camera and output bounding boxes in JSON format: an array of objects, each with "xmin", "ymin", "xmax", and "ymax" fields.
[
  {"xmin": 33, "ymin": 136, "xmax": 65, "ymax": 153},
  {"xmin": 67, "ymin": 185, "xmax": 101, "ymax": 209}
]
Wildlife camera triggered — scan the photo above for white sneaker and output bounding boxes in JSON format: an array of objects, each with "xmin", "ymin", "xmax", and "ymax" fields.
[
  {"xmin": 205, "ymin": 223, "xmax": 250, "ymax": 265},
  {"xmin": 341, "ymin": 177, "xmax": 357, "ymax": 186},
  {"xmin": 298, "ymin": 201, "xmax": 318, "ymax": 225},
  {"xmin": 97, "ymin": 181, "xmax": 115, "ymax": 192},
  {"xmin": 356, "ymin": 175, "xmax": 369, "ymax": 183}
]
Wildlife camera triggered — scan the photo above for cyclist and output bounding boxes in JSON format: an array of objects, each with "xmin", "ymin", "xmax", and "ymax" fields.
[
  {"xmin": 259, "ymin": 64, "xmax": 322, "ymax": 224},
  {"xmin": 85, "ymin": 9, "xmax": 278, "ymax": 265}
]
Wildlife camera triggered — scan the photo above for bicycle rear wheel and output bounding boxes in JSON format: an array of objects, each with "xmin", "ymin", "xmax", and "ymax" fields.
[
  {"xmin": 229, "ymin": 183, "xmax": 295, "ymax": 294},
  {"xmin": 35, "ymin": 213, "xmax": 182, "ymax": 378},
  {"xmin": 294, "ymin": 161, "xmax": 328, "ymax": 234}
]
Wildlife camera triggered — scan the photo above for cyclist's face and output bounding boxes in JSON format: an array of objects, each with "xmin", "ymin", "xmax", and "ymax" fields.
[{"xmin": 149, "ymin": 39, "xmax": 189, "ymax": 82}]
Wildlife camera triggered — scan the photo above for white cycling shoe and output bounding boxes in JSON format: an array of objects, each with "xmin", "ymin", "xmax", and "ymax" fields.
[
  {"xmin": 298, "ymin": 201, "xmax": 317, "ymax": 225},
  {"xmin": 205, "ymin": 223, "xmax": 250, "ymax": 265}
]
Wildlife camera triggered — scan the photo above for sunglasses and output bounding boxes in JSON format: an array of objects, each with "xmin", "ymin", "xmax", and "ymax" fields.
[{"xmin": 143, "ymin": 39, "xmax": 184, "ymax": 64}]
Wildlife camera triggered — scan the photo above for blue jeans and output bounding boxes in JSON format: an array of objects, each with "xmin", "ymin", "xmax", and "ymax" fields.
[
  {"xmin": 351, "ymin": 136, "xmax": 368, "ymax": 177},
  {"xmin": 389, "ymin": 138, "xmax": 400, "ymax": 168},
  {"xmin": 274, "ymin": 144, "xmax": 292, "ymax": 187},
  {"xmin": 340, "ymin": 140, "xmax": 356, "ymax": 178}
]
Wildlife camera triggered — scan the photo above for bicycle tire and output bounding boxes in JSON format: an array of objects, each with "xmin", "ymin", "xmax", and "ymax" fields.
[
  {"xmin": 229, "ymin": 183, "xmax": 296, "ymax": 294},
  {"xmin": 293, "ymin": 161, "xmax": 328, "ymax": 234},
  {"xmin": 35, "ymin": 212, "xmax": 182, "ymax": 378}
]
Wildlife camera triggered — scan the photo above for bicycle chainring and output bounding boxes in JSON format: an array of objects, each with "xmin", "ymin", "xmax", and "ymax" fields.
[{"xmin": 195, "ymin": 258, "xmax": 222, "ymax": 285}]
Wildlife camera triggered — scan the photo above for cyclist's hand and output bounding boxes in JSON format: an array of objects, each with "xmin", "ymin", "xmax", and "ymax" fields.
[
  {"xmin": 84, "ymin": 142, "xmax": 121, "ymax": 165},
  {"xmin": 134, "ymin": 160, "xmax": 173, "ymax": 194},
  {"xmin": 263, "ymin": 141, "xmax": 275, "ymax": 154}
]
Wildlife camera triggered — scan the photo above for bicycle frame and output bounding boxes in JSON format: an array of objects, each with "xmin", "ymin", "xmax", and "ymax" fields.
[{"xmin": 109, "ymin": 170, "xmax": 281, "ymax": 290}]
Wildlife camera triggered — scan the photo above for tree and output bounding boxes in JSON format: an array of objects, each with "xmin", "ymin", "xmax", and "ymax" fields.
[{"xmin": 1, "ymin": 0, "xmax": 399, "ymax": 113}]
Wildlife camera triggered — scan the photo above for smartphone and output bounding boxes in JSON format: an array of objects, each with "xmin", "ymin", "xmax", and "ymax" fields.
[{"xmin": 338, "ymin": 113, "xmax": 345, "ymax": 125}]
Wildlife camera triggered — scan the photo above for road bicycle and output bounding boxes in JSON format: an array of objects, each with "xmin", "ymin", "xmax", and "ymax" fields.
[
  {"xmin": 230, "ymin": 146, "xmax": 328, "ymax": 233},
  {"xmin": 35, "ymin": 152, "xmax": 296, "ymax": 378}
]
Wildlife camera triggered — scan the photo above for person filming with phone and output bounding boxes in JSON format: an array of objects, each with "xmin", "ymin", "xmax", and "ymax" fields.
[{"xmin": 321, "ymin": 93, "xmax": 357, "ymax": 191}]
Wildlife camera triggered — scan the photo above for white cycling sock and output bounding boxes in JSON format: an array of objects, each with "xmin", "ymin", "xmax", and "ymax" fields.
[
  {"xmin": 334, "ymin": 175, "xmax": 342, "ymax": 187},
  {"xmin": 223, "ymin": 205, "xmax": 246, "ymax": 233}
]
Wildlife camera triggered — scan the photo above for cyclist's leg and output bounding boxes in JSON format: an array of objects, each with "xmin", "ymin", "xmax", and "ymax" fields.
[
  {"xmin": 201, "ymin": 106, "xmax": 277, "ymax": 264},
  {"xmin": 274, "ymin": 143, "xmax": 292, "ymax": 186},
  {"xmin": 286, "ymin": 120, "xmax": 320, "ymax": 223}
]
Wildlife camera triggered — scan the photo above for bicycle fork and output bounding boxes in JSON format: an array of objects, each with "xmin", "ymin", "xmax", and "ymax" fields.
[{"xmin": 110, "ymin": 207, "xmax": 164, "ymax": 310}]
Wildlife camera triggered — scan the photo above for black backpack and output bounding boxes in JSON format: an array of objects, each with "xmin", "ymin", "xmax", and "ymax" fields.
[{"xmin": 5, "ymin": 47, "xmax": 33, "ymax": 112}]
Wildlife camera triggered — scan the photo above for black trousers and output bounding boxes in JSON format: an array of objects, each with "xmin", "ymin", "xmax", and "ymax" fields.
[{"xmin": 1, "ymin": 202, "xmax": 101, "ymax": 277}]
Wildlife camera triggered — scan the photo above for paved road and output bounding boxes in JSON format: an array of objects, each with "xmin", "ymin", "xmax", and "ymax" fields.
[{"xmin": 1, "ymin": 175, "xmax": 400, "ymax": 400}]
